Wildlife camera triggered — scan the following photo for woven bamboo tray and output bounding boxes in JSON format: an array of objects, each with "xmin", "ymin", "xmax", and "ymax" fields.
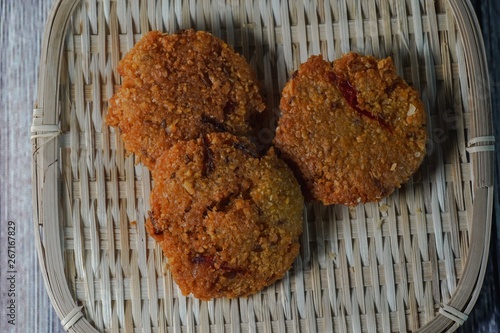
[{"xmin": 32, "ymin": 0, "xmax": 494, "ymax": 332}]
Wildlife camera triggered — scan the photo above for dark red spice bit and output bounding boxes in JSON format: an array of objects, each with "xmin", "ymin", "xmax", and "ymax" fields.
[
  {"xmin": 176, "ymin": 28, "xmax": 188, "ymax": 35},
  {"xmin": 148, "ymin": 211, "xmax": 163, "ymax": 235},
  {"xmin": 327, "ymin": 72, "xmax": 357, "ymax": 107},
  {"xmin": 384, "ymin": 81, "xmax": 400, "ymax": 96},
  {"xmin": 212, "ymin": 43, "xmax": 223, "ymax": 57},
  {"xmin": 252, "ymin": 244, "xmax": 263, "ymax": 252},
  {"xmin": 191, "ymin": 255, "xmax": 215, "ymax": 266},
  {"xmin": 256, "ymin": 205, "xmax": 264, "ymax": 217},
  {"xmin": 191, "ymin": 256, "xmax": 246, "ymax": 278},
  {"xmin": 201, "ymin": 114, "xmax": 228, "ymax": 132},
  {"xmin": 276, "ymin": 219, "xmax": 286, "ymax": 226},
  {"xmin": 204, "ymin": 182, "xmax": 253, "ymax": 216},
  {"xmin": 202, "ymin": 136, "xmax": 216, "ymax": 176},
  {"xmin": 140, "ymin": 148, "xmax": 150, "ymax": 158},
  {"xmin": 233, "ymin": 141, "xmax": 259, "ymax": 158},
  {"xmin": 223, "ymin": 271, "xmax": 238, "ymax": 279},
  {"xmin": 220, "ymin": 262, "xmax": 246, "ymax": 278},
  {"xmin": 371, "ymin": 176, "xmax": 392, "ymax": 197},
  {"xmin": 239, "ymin": 184, "xmax": 253, "ymax": 201},
  {"xmin": 222, "ymin": 64, "xmax": 232, "ymax": 76},
  {"xmin": 223, "ymin": 100, "xmax": 237, "ymax": 115},
  {"xmin": 204, "ymin": 194, "xmax": 233, "ymax": 216},
  {"xmin": 217, "ymin": 195, "xmax": 232, "ymax": 211},
  {"xmin": 184, "ymin": 154, "xmax": 193, "ymax": 164},
  {"xmin": 270, "ymin": 234, "xmax": 282, "ymax": 246},
  {"xmin": 201, "ymin": 72, "xmax": 212, "ymax": 87},
  {"xmin": 327, "ymin": 72, "xmax": 392, "ymax": 132}
]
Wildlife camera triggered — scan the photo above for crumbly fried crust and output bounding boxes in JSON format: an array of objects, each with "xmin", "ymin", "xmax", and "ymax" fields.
[
  {"xmin": 274, "ymin": 53, "xmax": 427, "ymax": 205},
  {"xmin": 146, "ymin": 133, "xmax": 303, "ymax": 300},
  {"xmin": 107, "ymin": 30, "xmax": 265, "ymax": 169}
]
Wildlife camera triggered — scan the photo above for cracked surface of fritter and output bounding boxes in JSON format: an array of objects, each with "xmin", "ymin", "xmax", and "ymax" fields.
[
  {"xmin": 274, "ymin": 53, "xmax": 427, "ymax": 205},
  {"xmin": 107, "ymin": 30, "xmax": 265, "ymax": 169},
  {"xmin": 146, "ymin": 133, "xmax": 303, "ymax": 300}
]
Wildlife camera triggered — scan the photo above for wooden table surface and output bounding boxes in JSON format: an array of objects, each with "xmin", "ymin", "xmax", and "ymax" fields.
[{"xmin": 0, "ymin": 0, "xmax": 498, "ymax": 332}]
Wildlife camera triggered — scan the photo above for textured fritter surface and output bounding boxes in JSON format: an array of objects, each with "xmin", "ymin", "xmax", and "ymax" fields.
[
  {"xmin": 146, "ymin": 133, "xmax": 303, "ymax": 300},
  {"xmin": 274, "ymin": 53, "xmax": 427, "ymax": 205},
  {"xmin": 107, "ymin": 30, "xmax": 265, "ymax": 169}
]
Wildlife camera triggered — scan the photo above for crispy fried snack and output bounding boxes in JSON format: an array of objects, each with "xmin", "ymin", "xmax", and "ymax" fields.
[
  {"xmin": 146, "ymin": 133, "xmax": 303, "ymax": 300},
  {"xmin": 107, "ymin": 30, "xmax": 265, "ymax": 169},
  {"xmin": 274, "ymin": 53, "xmax": 427, "ymax": 205}
]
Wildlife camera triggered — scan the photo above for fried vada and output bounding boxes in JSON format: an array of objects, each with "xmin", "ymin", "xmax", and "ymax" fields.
[
  {"xmin": 107, "ymin": 30, "xmax": 265, "ymax": 169},
  {"xmin": 146, "ymin": 133, "xmax": 304, "ymax": 300},
  {"xmin": 274, "ymin": 53, "xmax": 427, "ymax": 205}
]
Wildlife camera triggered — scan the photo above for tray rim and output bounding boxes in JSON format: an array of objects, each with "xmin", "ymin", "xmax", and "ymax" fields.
[{"xmin": 31, "ymin": 0, "xmax": 494, "ymax": 332}]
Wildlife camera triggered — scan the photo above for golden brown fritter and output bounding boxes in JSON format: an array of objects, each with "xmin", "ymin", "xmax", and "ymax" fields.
[
  {"xmin": 107, "ymin": 30, "xmax": 265, "ymax": 169},
  {"xmin": 274, "ymin": 53, "xmax": 427, "ymax": 206},
  {"xmin": 146, "ymin": 133, "xmax": 303, "ymax": 300}
]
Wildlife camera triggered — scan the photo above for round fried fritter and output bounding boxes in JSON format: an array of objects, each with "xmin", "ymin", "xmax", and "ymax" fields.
[
  {"xmin": 274, "ymin": 53, "xmax": 427, "ymax": 206},
  {"xmin": 107, "ymin": 30, "xmax": 265, "ymax": 169},
  {"xmin": 146, "ymin": 133, "xmax": 303, "ymax": 300}
]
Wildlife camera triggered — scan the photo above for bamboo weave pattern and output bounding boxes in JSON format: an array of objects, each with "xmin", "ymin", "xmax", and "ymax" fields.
[{"xmin": 33, "ymin": 0, "xmax": 494, "ymax": 332}]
